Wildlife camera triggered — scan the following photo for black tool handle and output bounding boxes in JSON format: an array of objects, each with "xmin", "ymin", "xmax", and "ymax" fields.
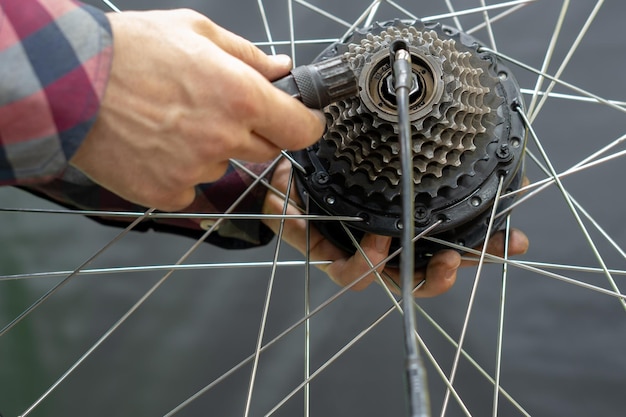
[{"xmin": 272, "ymin": 56, "xmax": 358, "ymax": 109}]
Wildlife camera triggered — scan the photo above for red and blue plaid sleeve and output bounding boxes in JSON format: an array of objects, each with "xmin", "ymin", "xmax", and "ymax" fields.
[
  {"xmin": 0, "ymin": 0, "xmax": 113, "ymax": 185},
  {"xmin": 2, "ymin": 0, "xmax": 276, "ymax": 248}
]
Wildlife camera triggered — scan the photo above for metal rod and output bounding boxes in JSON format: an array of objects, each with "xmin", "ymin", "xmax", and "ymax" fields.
[{"xmin": 393, "ymin": 43, "xmax": 431, "ymax": 417}]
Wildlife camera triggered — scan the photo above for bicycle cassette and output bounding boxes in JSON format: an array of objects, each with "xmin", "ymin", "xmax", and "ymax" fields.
[{"xmin": 291, "ymin": 19, "xmax": 526, "ymax": 267}]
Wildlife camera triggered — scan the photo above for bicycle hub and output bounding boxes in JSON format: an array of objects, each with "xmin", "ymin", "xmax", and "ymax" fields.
[{"xmin": 286, "ymin": 19, "xmax": 527, "ymax": 267}]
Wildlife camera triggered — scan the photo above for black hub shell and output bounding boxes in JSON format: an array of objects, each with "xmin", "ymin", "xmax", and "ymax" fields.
[{"xmin": 292, "ymin": 19, "xmax": 526, "ymax": 267}]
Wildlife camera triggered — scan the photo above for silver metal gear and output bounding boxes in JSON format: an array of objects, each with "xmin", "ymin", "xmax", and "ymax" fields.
[
  {"xmin": 320, "ymin": 21, "xmax": 505, "ymax": 200},
  {"xmin": 292, "ymin": 19, "xmax": 526, "ymax": 266}
]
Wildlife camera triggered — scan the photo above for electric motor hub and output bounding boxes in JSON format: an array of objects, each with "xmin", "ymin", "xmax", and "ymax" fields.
[{"xmin": 292, "ymin": 19, "xmax": 526, "ymax": 266}]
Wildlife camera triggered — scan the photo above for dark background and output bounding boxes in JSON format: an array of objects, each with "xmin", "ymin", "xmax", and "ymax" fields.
[{"xmin": 1, "ymin": 1, "xmax": 625, "ymax": 416}]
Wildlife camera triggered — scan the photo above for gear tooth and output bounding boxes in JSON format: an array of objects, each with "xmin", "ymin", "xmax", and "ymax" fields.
[{"xmin": 316, "ymin": 18, "xmax": 515, "ymax": 210}]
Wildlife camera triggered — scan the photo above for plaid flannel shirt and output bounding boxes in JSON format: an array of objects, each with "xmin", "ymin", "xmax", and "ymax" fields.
[{"xmin": 0, "ymin": 0, "xmax": 274, "ymax": 248}]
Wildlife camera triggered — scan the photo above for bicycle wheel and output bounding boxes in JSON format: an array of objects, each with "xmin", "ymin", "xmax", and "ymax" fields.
[{"xmin": 1, "ymin": 1, "xmax": 625, "ymax": 416}]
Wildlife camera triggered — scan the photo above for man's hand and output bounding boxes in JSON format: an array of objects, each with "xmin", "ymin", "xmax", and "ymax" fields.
[
  {"xmin": 71, "ymin": 9, "xmax": 324, "ymax": 211},
  {"xmin": 263, "ymin": 158, "xmax": 529, "ymax": 297}
]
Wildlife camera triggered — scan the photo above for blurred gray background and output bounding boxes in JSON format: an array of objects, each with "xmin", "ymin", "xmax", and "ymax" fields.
[{"xmin": 1, "ymin": 1, "xmax": 625, "ymax": 416}]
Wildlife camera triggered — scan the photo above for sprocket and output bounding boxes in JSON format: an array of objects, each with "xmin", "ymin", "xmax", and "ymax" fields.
[{"xmin": 291, "ymin": 19, "xmax": 526, "ymax": 267}]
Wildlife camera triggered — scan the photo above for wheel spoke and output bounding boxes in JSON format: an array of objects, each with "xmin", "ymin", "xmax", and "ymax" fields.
[
  {"xmin": 0, "ymin": 208, "xmax": 155, "ymax": 337},
  {"xmin": 163, "ymin": 227, "xmax": 409, "ymax": 416},
  {"xmin": 288, "ymin": 0, "xmax": 297, "ymax": 67},
  {"xmin": 443, "ymin": 0, "xmax": 464, "ymax": 32},
  {"xmin": 492, "ymin": 216, "xmax": 511, "ymax": 417},
  {"xmin": 481, "ymin": 47, "xmax": 626, "ymax": 115},
  {"xmin": 413, "ymin": 302, "xmax": 532, "ymax": 417},
  {"xmin": 339, "ymin": 0, "xmax": 384, "ymax": 42},
  {"xmin": 528, "ymin": 0, "xmax": 605, "ymax": 121},
  {"xmin": 423, "ymin": 0, "xmax": 537, "ymax": 23},
  {"xmin": 521, "ymin": 88, "xmax": 626, "ymax": 108},
  {"xmin": 257, "ymin": 0, "xmax": 277, "ymax": 55},
  {"xmin": 264, "ymin": 305, "xmax": 396, "ymax": 417},
  {"xmin": 479, "ymin": 0, "xmax": 498, "ymax": 52},
  {"xmin": 428, "ymin": 237, "xmax": 626, "ymax": 301},
  {"xmin": 525, "ymin": 0, "xmax": 569, "ymax": 116},
  {"xmin": 243, "ymin": 166, "xmax": 295, "ymax": 417},
  {"xmin": 466, "ymin": 3, "xmax": 528, "ymax": 35},
  {"xmin": 440, "ymin": 176, "xmax": 506, "ymax": 417},
  {"xmin": 294, "ymin": 0, "xmax": 351, "ymax": 28},
  {"xmin": 16, "ymin": 158, "xmax": 280, "ymax": 415},
  {"xmin": 4, "ymin": 2, "xmax": 626, "ymax": 416},
  {"xmin": 303, "ymin": 193, "xmax": 311, "ymax": 417},
  {"xmin": 518, "ymin": 107, "xmax": 626, "ymax": 311}
]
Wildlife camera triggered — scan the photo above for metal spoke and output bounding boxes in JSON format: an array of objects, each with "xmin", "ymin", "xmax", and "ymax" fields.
[
  {"xmin": 294, "ymin": 0, "xmax": 351, "ymax": 28},
  {"xmin": 479, "ymin": 0, "xmax": 498, "ymax": 52},
  {"xmin": 101, "ymin": 0, "xmax": 121, "ymax": 12},
  {"xmin": 0, "ymin": 261, "xmax": 334, "ymax": 281},
  {"xmin": 413, "ymin": 302, "xmax": 531, "ymax": 417},
  {"xmin": 423, "ymin": 0, "xmax": 536, "ymax": 23},
  {"xmin": 165, "ymin": 243, "xmax": 407, "ymax": 415},
  {"xmin": 264, "ymin": 305, "xmax": 396, "ymax": 417},
  {"xmin": 492, "ymin": 216, "xmax": 511, "ymax": 417},
  {"xmin": 243, "ymin": 167, "xmax": 295, "ymax": 417},
  {"xmin": 364, "ymin": 0, "xmax": 382, "ymax": 28},
  {"xmin": 480, "ymin": 47, "xmax": 626, "ymax": 115},
  {"xmin": 253, "ymin": 38, "xmax": 338, "ymax": 47},
  {"xmin": 517, "ymin": 107, "xmax": 626, "ymax": 311},
  {"xmin": 17, "ymin": 159, "xmax": 280, "ymax": 416},
  {"xmin": 521, "ymin": 88, "xmax": 626, "ymax": 107},
  {"xmin": 440, "ymin": 176, "xmax": 506, "ymax": 417},
  {"xmin": 339, "ymin": 0, "xmax": 384, "ymax": 42},
  {"xmin": 288, "ymin": 0, "xmax": 297, "ymax": 67},
  {"xmin": 0, "ymin": 208, "xmax": 155, "ymax": 337},
  {"xmin": 526, "ymin": 0, "xmax": 569, "ymax": 116},
  {"xmin": 444, "ymin": 0, "xmax": 464, "ymax": 32},
  {"xmin": 386, "ymin": 0, "xmax": 418, "ymax": 20},
  {"xmin": 427, "ymin": 237, "xmax": 626, "ymax": 301},
  {"xmin": 257, "ymin": 0, "xmax": 276, "ymax": 55},
  {"xmin": 466, "ymin": 3, "xmax": 528, "ymax": 35},
  {"xmin": 303, "ymin": 193, "xmax": 311, "ymax": 417},
  {"xmin": 528, "ymin": 0, "xmax": 604, "ymax": 121}
]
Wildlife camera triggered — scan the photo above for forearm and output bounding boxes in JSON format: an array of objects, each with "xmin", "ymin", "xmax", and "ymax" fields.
[{"xmin": 0, "ymin": 0, "xmax": 113, "ymax": 185}]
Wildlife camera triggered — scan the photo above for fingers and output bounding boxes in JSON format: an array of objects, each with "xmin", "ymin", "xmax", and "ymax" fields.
[
  {"xmin": 413, "ymin": 250, "xmax": 461, "ymax": 297},
  {"xmin": 334, "ymin": 227, "xmax": 526, "ymax": 298},
  {"xmin": 460, "ymin": 228, "xmax": 529, "ymax": 267},
  {"xmin": 250, "ymin": 86, "xmax": 326, "ymax": 150},
  {"xmin": 381, "ymin": 250, "xmax": 460, "ymax": 298},
  {"xmin": 198, "ymin": 18, "xmax": 293, "ymax": 80},
  {"xmin": 190, "ymin": 13, "xmax": 326, "ymax": 151},
  {"xmin": 324, "ymin": 234, "xmax": 392, "ymax": 290}
]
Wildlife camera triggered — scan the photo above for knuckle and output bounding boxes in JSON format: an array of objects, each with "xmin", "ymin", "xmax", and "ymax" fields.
[
  {"xmin": 229, "ymin": 84, "xmax": 262, "ymax": 120},
  {"xmin": 176, "ymin": 8, "xmax": 205, "ymax": 23},
  {"xmin": 176, "ymin": 8, "xmax": 217, "ymax": 36}
]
